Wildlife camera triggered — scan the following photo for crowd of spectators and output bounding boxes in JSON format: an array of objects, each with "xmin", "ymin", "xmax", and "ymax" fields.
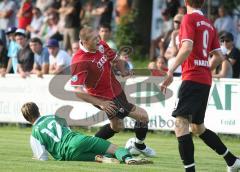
[
  {"xmin": 0, "ymin": 0, "xmax": 239, "ymax": 79},
  {"xmin": 149, "ymin": 1, "xmax": 240, "ymax": 79},
  {"xmin": 0, "ymin": 0, "xmax": 117, "ymax": 78}
]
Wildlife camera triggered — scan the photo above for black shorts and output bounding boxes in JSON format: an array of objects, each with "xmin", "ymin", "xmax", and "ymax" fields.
[
  {"xmin": 95, "ymin": 91, "xmax": 134, "ymax": 119},
  {"xmin": 172, "ymin": 80, "xmax": 211, "ymax": 124}
]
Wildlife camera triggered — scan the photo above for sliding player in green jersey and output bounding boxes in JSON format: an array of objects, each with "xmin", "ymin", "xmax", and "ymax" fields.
[{"xmin": 21, "ymin": 102, "xmax": 153, "ymax": 164}]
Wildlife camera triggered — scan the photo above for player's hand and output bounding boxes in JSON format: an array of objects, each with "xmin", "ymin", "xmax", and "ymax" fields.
[
  {"xmin": 160, "ymin": 70, "xmax": 173, "ymax": 94},
  {"xmin": 99, "ymin": 101, "xmax": 117, "ymax": 118}
]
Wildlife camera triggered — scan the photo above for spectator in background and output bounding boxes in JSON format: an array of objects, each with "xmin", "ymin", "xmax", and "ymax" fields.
[
  {"xmin": 80, "ymin": 1, "xmax": 95, "ymax": 28},
  {"xmin": 98, "ymin": 23, "xmax": 117, "ymax": 50},
  {"xmin": 221, "ymin": 32, "xmax": 240, "ymax": 78},
  {"xmin": 29, "ymin": 37, "xmax": 49, "ymax": 77},
  {"xmin": 47, "ymin": 39, "xmax": 71, "ymax": 74},
  {"xmin": 58, "ymin": 0, "xmax": 81, "ymax": 53},
  {"xmin": 38, "ymin": 13, "xmax": 60, "ymax": 43},
  {"xmin": 5, "ymin": 27, "xmax": 19, "ymax": 74},
  {"xmin": 212, "ymin": 59, "xmax": 233, "ymax": 79},
  {"xmin": 149, "ymin": 9, "xmax": 173, "ymax": 60},
  {"xmin": 148, "ymin": 57, "xmax": 168, "ymax": 76},
  {"xmin": 177, "ymin": 6, "xmax": 187, "ymax": 15},
  {"xmin": 92, "ymin": 0, "xmax": 113, "ymax": 25},
  {"xmin": 164, "ymin": 13, "xmax": 183, "ymax": 76},
  {"xmin": 0, "ymin": 39, "xmax": 9, "ymax": 77},
  {"xmin": 211, "ymin": 45, "xmax": 232, "ymax": 79},
  {"xmin": 166, "ymin": 0, "xmax": 180, "ymax": 18},
  {"xmin": 15, "ymin": 29, "xmax": 34, "ymax": 78},
  {"xmin": 0, "ymin": 0, "xmax": 17, "ymax": 30},
  {"xmin": 214, "ymin": 5, "xmax": 236, "ymax": 39},
  {"xmin": 71, "ymin": 41, "xmax": 79, "ymax": 56},
  {"xmin": 17, "ymin": 0, "xmax": 33, "ymax": 30},
  {"xmin": 36, "ymin": 0, "xmax": 54, "ymax": 13},
  {"xmin": 26, "ymin": 7, "xmax": 44, "ymax": 38},
  {"xmin": 115, "ymin": 0, "xmax": 131, "ymax": 24}
]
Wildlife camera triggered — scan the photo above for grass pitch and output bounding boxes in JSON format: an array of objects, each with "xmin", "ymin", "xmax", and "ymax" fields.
[{"xmin": 0, "ymin": 126, "xmax": 239, "ymax": 172}]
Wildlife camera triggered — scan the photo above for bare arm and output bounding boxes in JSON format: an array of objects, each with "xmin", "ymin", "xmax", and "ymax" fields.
[
  {"xmin": 212, "ymin": 60, "xmax": 230, "ymax": 78},
  {"xmin": 41, "ymin": 64, "xmax": 49, "ymax": 74},
  {"xmin": 160, "ymin": 41, "xmax": 193, "ymax": 93},
  {"xmin": 6, "ymin": 58, "xmax": 12, "ymax": 73},
  {"xmin": 209, "ymin": 50, "xmax": 224, "ymax": 71},
  {"xmin": 168, "ymin": 41, "xmax": 193, "ymax": 73}
]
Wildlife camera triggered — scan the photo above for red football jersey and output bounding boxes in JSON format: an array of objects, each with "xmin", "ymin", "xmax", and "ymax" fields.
[
  {"xmin": 71, "ymin": 40, "xmax": 122, "ymax": 100},
  {"xmin": 179, "ymin": 10, "xmax": 221, "ymax": 85}
]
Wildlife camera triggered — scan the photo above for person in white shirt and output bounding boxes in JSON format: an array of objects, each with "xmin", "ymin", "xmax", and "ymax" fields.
[
  {"xmin": 26, "ymin": 7, "xmax": 44, "ymax": 38},
  {"xmin": 46, "ymin": 39, "xmax": 71, "ymax": 74},
  {"xmin": 0, "ymin": 0, "xmax": 17, "ymax": 30}
]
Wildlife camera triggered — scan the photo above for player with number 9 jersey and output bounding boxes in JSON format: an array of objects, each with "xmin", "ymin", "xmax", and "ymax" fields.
[{"xmin": 179, "ymin": 10, "xmax": 220, "ymax": 85}]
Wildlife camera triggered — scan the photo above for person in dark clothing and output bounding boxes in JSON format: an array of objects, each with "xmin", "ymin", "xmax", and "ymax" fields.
[
  {"xmin": 15, "ymin": 29, "xmax": 34, "ymax": 78},
  {"xmin": 221, "ymin": 32, "xmax": 240, "ymax": 78},
  {"xmin": 0, "ymin": 39, "xmax": 9, "ymax": 77},
  {"xmin": 93, "ymin": 0, "xmax": 113, "ymax": 25}
]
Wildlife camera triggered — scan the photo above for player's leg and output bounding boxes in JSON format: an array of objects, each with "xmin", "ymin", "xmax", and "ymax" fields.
[
  {"xmin": 95, "ymin": 117, "xmax": 123, "ymax": 139},
  {"xmin": 128, "ymin": 106, "xmax": 156, "ymax": 157},
  {"xmin": 73, "ymin": 135, "xmax": 151, "ymax": 164},
  {"xmin": 191, "ymin": 123, "xmax": 239, "ymax": 171},
  {"xmin": 175, "ymin": 116, "xmax": 195, "ymax": 172},
  {"xmin": 172, "ymin": 81, "xmax": 199, "ymax": 172},
  {"xmin": 105, "ymin": 143, "xmax": 153, "ymax": 165}
]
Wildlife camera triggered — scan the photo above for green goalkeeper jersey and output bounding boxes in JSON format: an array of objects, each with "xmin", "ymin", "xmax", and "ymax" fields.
[{"xmin": 31, "ymin": 115, "xmax": 74, "ymax": 160}]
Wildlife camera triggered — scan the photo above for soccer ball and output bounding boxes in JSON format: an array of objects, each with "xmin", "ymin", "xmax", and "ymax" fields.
[{"xmin": 125, "ymin": 137, "xmax": 141, "ymax": 156}]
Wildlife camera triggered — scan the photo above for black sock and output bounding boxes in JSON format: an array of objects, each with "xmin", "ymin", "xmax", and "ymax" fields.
[
  {"xmin": 95, "ymin": 124, "xmax": 117, "ymax": 139},
  {"xmin": 185, "ymin": 166, "xmax": 195, "ymax": 172},
  {"xmin": 177, "ymin": 134, "xmax": 195, "ymax": 172},
  {"xmin": 134, "ymin": 121, "xmax": 148, "ymax": 150},
  {"xmin": 199, "ymin": 129, "xmax": 237, "ymax": 166}
]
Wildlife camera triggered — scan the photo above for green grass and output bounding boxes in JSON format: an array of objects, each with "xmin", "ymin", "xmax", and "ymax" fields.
[{"xmin": 0, "ymin": 126, "xmax": 239, "ymax": 172}]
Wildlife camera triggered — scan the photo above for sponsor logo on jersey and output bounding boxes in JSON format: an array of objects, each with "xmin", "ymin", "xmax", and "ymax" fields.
[
  {"xmin": 71, "ymin": 75, "xmax": 78, "ymax": 82},
  {"xmin": 98, "ymin": 45, "xmax": 104, "ymax": 53},
  {"xmin": 97, "ymin": 55, "xmax": 108, "ymax": 69}
]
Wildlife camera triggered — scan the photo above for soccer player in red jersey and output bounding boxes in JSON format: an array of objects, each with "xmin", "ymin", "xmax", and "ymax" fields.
[
  {"xmin": 161, "ymin": 0, "xmax": 240, "ymax": 171},
  {"xmin": 71, "ymin": 27, "xmax": 156, "ymax": 157}
]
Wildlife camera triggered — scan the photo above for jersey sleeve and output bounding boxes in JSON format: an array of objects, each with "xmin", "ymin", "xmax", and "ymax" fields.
[
  {"xmin": 71, "ymin": 55, "xmax": 88, "ymax": 86},
  {"xmin": 101, "ymin": 41, "xmax": 117, "ymax": 61},
  {"xmin": 180, "ymin": 15, "xmax": 195, "ymax": 43},
  {"xmin": 30, "ymin": 136, "xmax": 48, "ymax": 161}
]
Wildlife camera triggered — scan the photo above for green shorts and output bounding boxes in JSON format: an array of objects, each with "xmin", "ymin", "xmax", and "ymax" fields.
[{"xmin": 66, "ymin": 133, "xmax": 111, "ymax": 161}]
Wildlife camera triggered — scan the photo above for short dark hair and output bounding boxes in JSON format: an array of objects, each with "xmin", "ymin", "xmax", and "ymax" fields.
[
  {"xmin": 98, "ymin": 23, "xmax": 112, "ymax": 32},
  {"xmin": 186, "ymin": 0, "xmax": 205, "ymax": 8},
  {"xmin": 21, "ymin": 102, "xmax": 40, "ymax": 123},
  {"xmin": 30, "ymin": 37, "xmax": 43, "ymax": 45}
]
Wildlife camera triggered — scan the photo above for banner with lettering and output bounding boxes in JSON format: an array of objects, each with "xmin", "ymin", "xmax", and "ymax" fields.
[{"xmin": 0, "ymin": 75, "xmax": 239, "ymax": 134}]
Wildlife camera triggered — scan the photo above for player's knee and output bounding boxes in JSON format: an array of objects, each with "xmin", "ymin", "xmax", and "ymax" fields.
[
  {"xmin": 191, "ymin": 124, "xmax": 205, "ymax": 135},
  {"xmin": 174, "ymin": 117, "xmax": 189, "ymax": 136},
  {"xmin": 110, "ymin": 122, "xmax": 124, "ymax": 132}
]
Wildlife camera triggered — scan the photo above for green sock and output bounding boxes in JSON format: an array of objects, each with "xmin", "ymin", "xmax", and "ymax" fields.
[{"xmin": 114, "ymin": 147, "xmax": 132, "ymax": 162}]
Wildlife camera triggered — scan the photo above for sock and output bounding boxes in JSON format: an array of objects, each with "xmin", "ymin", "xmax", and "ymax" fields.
[
  {"xmin": 95, "ymin": 124, "xmax": 117, "ymax": 139},
  {"xmin": 199, "ymin": 129, "xmax": 237, "ymax": 166},
  {"xmin": 134, "ymin": 121, "xmax": 148, "ymax": 150},
  {"xmin": 114, "ymin": 147, "xmax": 132, "ymax": 162},
  {"xmin": 177, "ymin": 134, "xmax": 195, "ymax": 172}
]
